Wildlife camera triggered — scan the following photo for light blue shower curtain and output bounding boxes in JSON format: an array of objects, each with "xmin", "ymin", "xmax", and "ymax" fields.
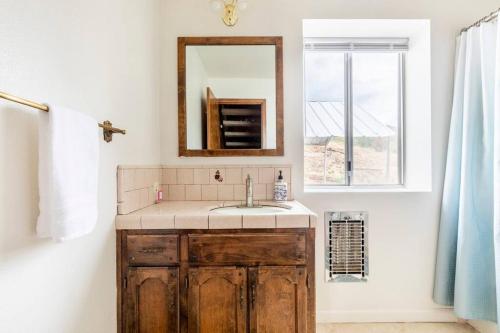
[{"xmin": 434, "ymin": 20, "xmax": 500, "ymax": 324}]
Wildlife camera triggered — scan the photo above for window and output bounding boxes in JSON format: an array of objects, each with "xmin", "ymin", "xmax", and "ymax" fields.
[{"xmin": 304, "ymin": 38, "xmax": 407, "ymax": 187}]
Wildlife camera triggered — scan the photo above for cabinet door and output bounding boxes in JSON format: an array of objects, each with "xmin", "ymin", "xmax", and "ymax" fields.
[
  {"xmin": 125, "ymin": 267, "xmax": 179, "ymax": 333},
  {"xmin": 188, "ymin": 267, "xmax": 247, "ymax": 333},
  {"xmin": 249, "ymin": 267, "xmax": 308, "ymax": 333}
]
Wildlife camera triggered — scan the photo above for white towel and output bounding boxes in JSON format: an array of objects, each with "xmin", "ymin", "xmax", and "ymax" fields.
[{"xmin": 37, "ymin": 106, "xmax": 99, "ymax": 241}]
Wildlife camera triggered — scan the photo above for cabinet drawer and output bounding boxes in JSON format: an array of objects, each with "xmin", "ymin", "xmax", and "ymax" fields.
[
  {"xmin": 188, "ymin": 233, "xmax": 306, "ymax": 265},
  {"xmin": 127, "ymin": 235, "xmax": 178, "ymax": 266}
]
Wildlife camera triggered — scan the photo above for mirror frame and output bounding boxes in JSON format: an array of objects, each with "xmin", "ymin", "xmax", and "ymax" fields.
[{"xmin": 178, "ymin": 36, "xmax": 284, "ymax": 157}]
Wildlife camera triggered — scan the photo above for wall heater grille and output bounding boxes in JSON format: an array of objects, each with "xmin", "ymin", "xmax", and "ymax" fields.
[{"xmin": 325, "ymin": 211, "xmax": 368, "ymax": 282}]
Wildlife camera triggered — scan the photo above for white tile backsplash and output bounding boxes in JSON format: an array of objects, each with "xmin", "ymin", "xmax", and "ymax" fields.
[
  {"xmin": 185, "ymin": 184, "xmax": 202, "ymax": 200},
  {"xmin": 201, "ymin": 184, "xmax": 218, "ymax": 200},
  {"xmin": 233, "ymin": 184, "xmax": 246, "ymax": 200},
  {"xmin": 253, "ymin": 183, "xmax": 267, "ymax": 200},
  {"xmin": 117, "ymin": 166, "xmax": 161, "ymax": 214},
  {"xmin": 225, "ymin": 168, "xmax": 242, "ymax": 184},
  {"xmin": 259, "ymin": 167, "xmax": 275, "ymax": 183},
  {"xmin": 163, "ymin": 168, "xmax": 177, "ymax": 185},
  {"xmin": 217, "ymin": 185, "xmax": 234, "ymax": 201},
  {"xmin": 122, "ymin": 169, "xmax": 135, "ymax": 191},
  {"xmin": 169, "ymin": 184, "xmax": 186, "ymax": 201},
  {"xmin": 241, "ymin": 167, "xmax": 259, "ymax": 184},
  {"xmin": 177, "ymin": 168, "xmax": 194, "ymax": 184},
  {"xmin": 117, "ymin": 165, "xmax": 292, "ymax": 214},
  {"xmin": 193, "ymin": 168, "xmax": 210, "ymax": 185}
]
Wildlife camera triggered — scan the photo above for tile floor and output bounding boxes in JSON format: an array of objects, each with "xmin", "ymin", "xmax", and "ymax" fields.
[{"xmin": 316, "ymin": 323, "xmax": 478, "ymax": 333}]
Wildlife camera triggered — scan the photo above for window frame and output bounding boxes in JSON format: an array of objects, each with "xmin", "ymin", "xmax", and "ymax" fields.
[{"xmin": 303, "ymin": 47, "xmax": 406, "ymax": 189}]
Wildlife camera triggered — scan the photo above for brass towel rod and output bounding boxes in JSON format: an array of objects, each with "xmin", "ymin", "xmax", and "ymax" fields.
[{"xmin": 0, "ymin": 90, "xmax": 126, "ymax": 142}]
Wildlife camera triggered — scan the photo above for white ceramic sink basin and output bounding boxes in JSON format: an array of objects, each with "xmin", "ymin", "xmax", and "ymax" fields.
[{"xmin": 210, "ymin": 205, "xmax": 291, "ymax": 215}]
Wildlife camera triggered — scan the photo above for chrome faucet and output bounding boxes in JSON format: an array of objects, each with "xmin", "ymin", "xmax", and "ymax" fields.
[{"xmin": 245, "ymin": 174, "xmax": 254, "ymax": 207}]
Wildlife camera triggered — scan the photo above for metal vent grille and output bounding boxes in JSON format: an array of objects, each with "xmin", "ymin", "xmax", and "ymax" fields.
[{"xmin": 325, "ymin": 211, "xmax": 368, "ymax": 282}]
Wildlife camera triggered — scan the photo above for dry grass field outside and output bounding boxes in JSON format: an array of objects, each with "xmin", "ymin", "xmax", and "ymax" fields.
[{"xmin": 304, "ymin": 136, "xmax": 399, "ymax": 185}]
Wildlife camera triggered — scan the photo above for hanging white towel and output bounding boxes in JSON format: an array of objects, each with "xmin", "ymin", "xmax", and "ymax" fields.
[{"xmin": 37, "ymin": 106, "xmax": 99, "ymax": 241}]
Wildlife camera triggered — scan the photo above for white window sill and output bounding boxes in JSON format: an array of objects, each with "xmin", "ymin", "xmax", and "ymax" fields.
[{"xmin": 304, "ymin": 185, "xmax": 431, "ymax": 193}]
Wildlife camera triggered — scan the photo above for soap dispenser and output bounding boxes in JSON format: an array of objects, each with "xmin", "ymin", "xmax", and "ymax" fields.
[{"xmin": 273, "ymin": 170, "xmax": 288, "ymax": 202}]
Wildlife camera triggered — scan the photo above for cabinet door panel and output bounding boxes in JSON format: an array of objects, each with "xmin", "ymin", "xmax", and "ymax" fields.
[
  {"xmin": 188, "ymin": 267, "xmax": 247, "ymax": 333},
  {"xmin": 125, "ymin": 267, "xmax": 179, "ymax": 333},
  {"xmin": 249, "ymin": 267, "xmax": 307, "ymax": 333}
]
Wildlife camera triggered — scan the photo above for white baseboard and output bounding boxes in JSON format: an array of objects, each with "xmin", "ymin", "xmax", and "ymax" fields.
[{"xmin": 317, "ymin": 308, "xmax": 458, "ymax": 323}]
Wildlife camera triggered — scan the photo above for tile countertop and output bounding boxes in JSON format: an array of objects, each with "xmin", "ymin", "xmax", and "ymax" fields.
[{"xmin": 115, "ymin": 200, "xmax": 317, "ymax": 230}]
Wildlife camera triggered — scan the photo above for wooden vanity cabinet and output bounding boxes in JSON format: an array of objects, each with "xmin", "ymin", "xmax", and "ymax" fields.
[{"xmin": 117, "ymin": 229, "xmax": 315, "ymax": 333}]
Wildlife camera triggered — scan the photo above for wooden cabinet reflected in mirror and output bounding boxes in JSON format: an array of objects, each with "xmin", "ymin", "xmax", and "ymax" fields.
[
  {"xmin": 178, "ymin": 36, "xmax": 284, "ymax": 157},
  {"xmin": 206, "ymin": 87, "xmax": 266, "ymax": 150}
]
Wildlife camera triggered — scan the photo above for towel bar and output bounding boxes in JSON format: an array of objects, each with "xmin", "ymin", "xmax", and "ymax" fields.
[{"xmin": 0, "ymin": 90, "xmax": 126, "ymax": 143}]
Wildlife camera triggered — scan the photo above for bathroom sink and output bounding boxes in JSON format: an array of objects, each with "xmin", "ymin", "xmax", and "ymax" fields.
[{"xmin": 210, "ymin": 204, "xmax": 291, "ymax": 215}]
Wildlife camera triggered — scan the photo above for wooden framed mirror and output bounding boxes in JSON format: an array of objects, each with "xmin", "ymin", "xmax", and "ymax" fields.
[{"xmin": 178, "ymin": 36, "xmax": 284, "ymax": 157}]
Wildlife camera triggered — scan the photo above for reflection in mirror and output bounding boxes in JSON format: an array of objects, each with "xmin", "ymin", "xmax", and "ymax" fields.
[{"xmin": 185, "ymin": 45, "xmax": 276, "ymax": 150}]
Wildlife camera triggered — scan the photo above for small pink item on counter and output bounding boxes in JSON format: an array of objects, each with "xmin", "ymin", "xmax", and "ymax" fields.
[{"xmin": 156, "ymin": 189, "xmax": 163, "ymax": 204}]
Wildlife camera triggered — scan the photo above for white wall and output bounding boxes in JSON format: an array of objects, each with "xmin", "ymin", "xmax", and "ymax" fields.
[
  {"xmin": 160, "ymin": 0, "xmax": 499, "ymax": 327},
  {"xmin": 0, "ymin": 0, "xmax": 161, "ymax": 332},
  {"xmin": 208, "ymin": 78, "xmax": 276, "ymax": 148},
  {"xmin": 186, "ymin": 47, "xmax": 208, "ymax": 149}
]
